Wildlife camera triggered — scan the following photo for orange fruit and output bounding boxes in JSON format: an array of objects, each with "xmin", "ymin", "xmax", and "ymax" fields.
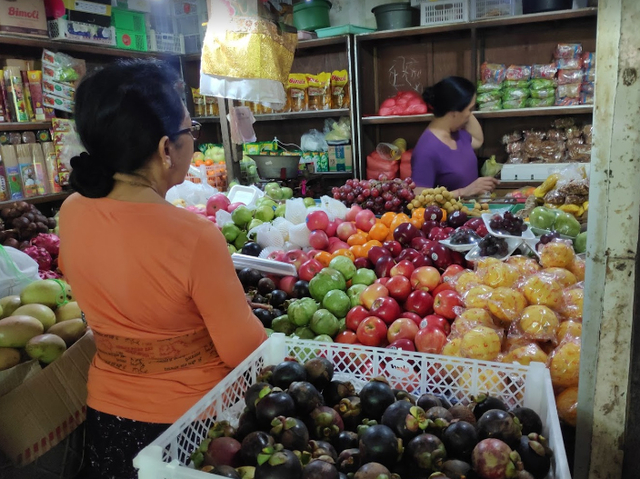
[
  {"xmin": 331, "ymin": 249, "xmax": 355, "ymax": 262},
  {"xmin": 410, "ymin": 218, "xmax": 422, "ymax": 230},
  {"xmin": 204, "ymin": 159, "xmax": 214, "ymax": 166},
  {"xmin": 195, "ymin": 159, "xmax": 204, "ymax": 166},
  {"xmin": 380, "ymin": 212, "xmax": 396, "ymax": 228},
  {"xmin": 389, "ymin": 215, "xmax": 410, "ymax": 234},
  {"xmin": 440, "ymin": 208, "xmax": 447, "ymax": 222},
  {"xmin": 362, "ymin": 240, "xmax": 383, "ymax": 256},
  {"xmin": 314, "ymin": 251, "xmax": 332, "ymax": 267},
  {"xmin": 349, "ymin": 245, "xmax": 366, "ymax": 259},
  {"xmin": 347, "ymin": 233, "xmax": 368, "ymax": 246},
  {"xmin": 412, "ymin": 207, "xmax": 425, "ymax": 223},
  {"xmin": 368, "ymin": 223, "xmax": 389, "ymax": 242}
]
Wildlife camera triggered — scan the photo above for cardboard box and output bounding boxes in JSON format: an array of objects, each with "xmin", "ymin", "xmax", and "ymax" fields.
[
  {"xmin": 44, "ymin": 93, "xmax": 74, "ymax": 113},
  {"xmin": 63, "ymin": 0, "xmax": 111, "ymax": 15},
  {"xmin": 0, "ymin": 331, "xmax": 96, "ymax": 465},
  {"xmin": 328, "ymin": 144, "xmax": 353, "ymax": 172},
  {"xmin": 0, "ymin": 0, "xmax": 47, "ymax": 37},
  {"xmin": 43, "ymin": 79, "xmax": 75, "ymax": 101}
]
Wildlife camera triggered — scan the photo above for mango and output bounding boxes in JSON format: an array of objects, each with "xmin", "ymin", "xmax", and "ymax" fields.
[
  {"xmin": 55, "ymin": 301, "xmax": 82, "ymax": 323},
  {"xmin": 20, "ymin": 280, "xmax": 69, "ymax": 309},
  {"xmin": 25, "ymin": 334, "xmax": 67, "ymax": 364},
  {"xmin": 13, "ymin": 304, "xmax": 56, "ymax": 331},
  {"xmin": 0, "ymin": 347, "xmax": 21, "ymax": 371},
  {"xmin": 47, "ymin": 319, "xmax": 87, "ymax": 347},
  {"xmin": 0, "ymin": 315, "xmax": 44, "ymax": 348},
  {"xmin": 0, "ymin": 296, "xmax": 21, "ymax": 319}
]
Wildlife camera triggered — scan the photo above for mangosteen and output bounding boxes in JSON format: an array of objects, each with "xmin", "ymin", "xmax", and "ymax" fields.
[
  {"xmin": 272, "ymin": 361, "xmax": 307, "ymax": 389},
  {"xmin": 358, "ymin": 424, "xmax": 401, "ymax": 469},
  {"xmin": 271, "ymin": 416, "xmax": 309, "ymax": 452},
  {"xmin": 441, "ymin": 459, "xmax": 473, "ymax": 479},
  {"xmin": 442, "ymin": 421, "xmax": 479, "ymax": 461},
  {"xmin": 472, "ymin": 394, "xmax": 508, "ymax": 420},
  {"xmin": 269, "ymin": 290, "xmax": 288, "ymax": 307},
  {"xmin": 304, "ymin": 357, "xmax": 334, "ymax": 390},
  {"xmin": 203, "ymin": 437, "xmax": 241, "ymax": 468},
  {"xmin": 206, "ymin": 420, "xmax": 236, "ymax": 439},
  {"xmin": 472, "ymin": 439, "xmax": 522, "ymax": 479},
  {"xmin": 303, "ymin": 459, "xmax": 340, "ymax": 479},
  {"xmin": 337, "ymin": 448, "xmax": 361, "ymax": 474},
  {"xmin": 292, "ymin": 280, "xmax": 310, "ymax": 298},
  {"xmin": 245, "ymin": 382, "xmax": 273, "ymax": 413},
  {"xmin": 426, "ymin": 406, "xmax": 453, "ymax": 435},
  {"xmin": 309, "ymin": 440, "xmax": 338, "ymax": 463},
  {"xmin": 242, "ymin": 242, "xmax": 263, "ymax": 257},
  {"xmin": 323, "ymin": 381, "xmax": 356, "ymax": 407},
  {"xmin": 240, "ymin": 431, "xmax": 275, "ymax": 466},
  {"xmin": 405, "ymin": 433, "xmax": 447, "ymax": 472},
  {"xmin": 335, "ymin": 396, "xmax": 363, "ymax": 430},
  {"xmin": 212, "ymin": 465, "xmax": 241, "ymax": 478},
  {"xmin": 258, "ymin": 277, "xmax": 277, "ymax": 296},
  {"xmin": 257, "ymin": 365, "xmax": 275, "ymax": 384},
  {"xmin": 254, "ymin": 309, "xmax": 274, "ymax": 328},
  {"xmin": 436, "ymin": 395, "xmax": 454, "ymax": 409},
  {"xmin": 381, "ymin": 401, "xmax": 428, "ymax": 443},
  {"xmin": 394, "ymin": 389, "xmax": 417, "ymax": 404},
  {"xmin": 289, "ymin": 381, "xmax": 324, "ymax": 415},
  {"xmin": 238, "ymin": 268, "xmax": 262, "ymax": 288},
  {"xmin": 449, "ymin": 404, "xmax": 476, "ymax": 425},
  {"xmin": 309, "ymin": 406, "xmax": 344, "ymax": 441},
  {"xmin": 477, "ymin": 409, "xmax": 522, "ymax": 448},
  {"xmin": 255, "ymin": 447, "xmax": 302, "ymax": 479},
  {"xmin": 253, "ymin": 294, "xmax": 268, "ymax": 305},
  {"xmin": 516, "ymin": 433, "xmax": 552, "ymax": 479},
  {"xmin": 236, "ymin": 409, "xmax": 260, "ymax": 442},
  {"xmin": 359, "ymin": 379, "xmax": 396, "ymax": 421},
  {"xmin": 255, "ymin": 392, "xmax": 296, "ymax": 427},
  {"xmin": 354, "ymin": 462, "xmax": 392, "ymax": 479},
  {"xmin": 334, "ymin": 431, "xmax": 359, "ymax": 452},
  {"xmin": 271, "ymin": 308, "xmax": 284, "ymax": 319},
  {"xmin": 511, "ymin": 407, "xmax": 543, "ymax": 435},
  {"xmin": 417, "ymin": 393, "xmax": 442, "ymax": 411}
]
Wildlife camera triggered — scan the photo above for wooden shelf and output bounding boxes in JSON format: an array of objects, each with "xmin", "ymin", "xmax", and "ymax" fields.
[
  {"xmin": 361, "ymin": 106, "xmax": 593, "ymax": 125},
  {"xmin": 0, "ymin": 121, "xmax": 52, "ymax": 131},
  {"xmin": 0, "ymin": 192, "xmax": 71, "ymax": 207},
  {"xmin": 193, "ymin": 116, "xmax": 221, "ymax": 124},
  {"xmin": 254, "ymin": 109, "xmax": 351, "ymax": 122}
]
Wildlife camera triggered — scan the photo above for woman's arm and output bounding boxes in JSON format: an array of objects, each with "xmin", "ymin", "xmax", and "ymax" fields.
[{"xmin": 465, "ymin": 114, "xmax": 484, "ymax": 150}]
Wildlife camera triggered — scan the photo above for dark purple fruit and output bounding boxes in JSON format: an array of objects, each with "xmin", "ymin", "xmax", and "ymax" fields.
[
  {"xmin": 309, "ymin": 440, "xmax": 338, "ymax": 463},
  {"xmin": 477, "ymin": 409, "xmax": 522, "ymax": 448},
  {"xmin": 271, "ymin": 416, "xmax": 309, "ymax": 452},
  {"xmin": 359, "ymin": 379, "xmax": 396, "ymax": 421},
  {"xmin": 441, "ymin": 459, "xmax": 473, "ymax": 479},
  {"xmin": 236, "ymin": 409, "xmax": 260, "ymax": 441},
  {"xmin": 442, "ymin": 421, "xmax": 479, "ymax": 461},
  {"xmin": 256, "ymin": 392, "xmax": 296, "ymax": 427},
  {"xmin": 515, "ymin": 471, "xmax": 536, "ymax": 479},
  {"xmin": 323, "ymin": 381, "xmax": 356, "ymax": 407},
  {"xmin": 203, "ymin": 437, "xmax": 241, "ymax": 468},
  {"xmin": 511, "ymin": 407, "xmax": 543, "ymax": 435},
  {"xmin": 258, "ymin": 277, "xmax": 276, "ymax": 295},
  {"xmin": 289, "ymin": 381, "xmax": 324, "ymax": 415},
  {"xmin": 472, "ymin": 439, "xmax": 521, "ymax": 479},
  {"xmin": 254, "ymin": 309, "xmax": 274, "ymax": 328},
  {"xmin": 207, "ymin": 421, "xmax": 236, "ymax": 439},
  {"xmin": 334, "ymin": 430, "xmax": 359, "ymax": 453},
  {"xmin": 334, "ymin": 396, "xmax": 363, "ymax": 430},
  {"xmin": 381, "ymin": 401, "xmax": 427, "ymax": 442},
  {"xmin": 426, "ymin": 406, "xmax": 453, "ymax": 435},
  {"xmin": 212, "ymin": 465, "xmax": 242, "ymax": 478},
  {"xmin": 245, "ymin": 382, "xmax": 273, "ymax": 414},
  {"xmin": 354, "ymin": 462, "xmax": 391, "ymax": 479},
  {"xmin": 269, "ymin": 290, "xmax": 288, "ymax": 307},
  {"xmin": 358, "ymin": 424, "xmax": 400, "ymax": 469},
  {"xmin": 448, "ymin": 211, "xmax": 469, "ymax": 228},
  {"xmin": 472, "ymin": 394, "xmax": 508, "ymax": 420},
  {"xmin": 238, "ymin": 268, "xmax": 262, "ymax": 288},
  {"xmin": 337, "ymin": 448, "xmax": 361, "ymax": 474},
  {"xmin": 394, "ymin": 389, "xmax": 417, "ymax": 404},
  {"xmin": 304, "ymin": 357, "xmax": 334, "ymax": 390},
  {"xmin": 449, "ymin": 404, "xmax": 476, "ymax": 425},
  {"xmin": 417, "ymin": 393, "xmax": 442, "ymax": 411},
  {"xmin": 255, "ymin": 448, "xmax": 302, "ymax": 479},
  {"xmin": 303, "ymin": 459, "xmax": 340, "ymax": 479},
  {"xmin": 309, "ymin": 406, "xmax": 344, "ymax": 441},
  {"xmin": 240, "ymin": 431, "xmax": 274, "ymax": 466},
  {"xmin": 516, "ymin": 434, "xmax": 552, "ymax": 479},
  {"xmin": 272, "ymin": 361, "xmax": 307, "ymax": 390},
  {"xmin": 406, "ymin": 433, "xmax": 447, "ymax": 472},
  {"xmin": 292, "ymin": 280, "xmax": 310, "ymax": 299},
  {"xmin": 257, "ymin": 365, "xmax": 275, "ymax": 384}
]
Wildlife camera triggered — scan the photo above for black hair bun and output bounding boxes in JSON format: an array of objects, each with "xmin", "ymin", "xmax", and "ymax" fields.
[
  {"xmin": 69, "ymin": 152, "xmax": 115, "ymax": 198},
  {"xmin": 422, "ymin": 86, "xmax": 436, "ymax": 106}
]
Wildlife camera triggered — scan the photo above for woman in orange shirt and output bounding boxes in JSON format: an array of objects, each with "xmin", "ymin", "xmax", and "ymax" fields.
[{"xmin": 58, "ymin": 59, "xmax": 266, "ymax": 479}]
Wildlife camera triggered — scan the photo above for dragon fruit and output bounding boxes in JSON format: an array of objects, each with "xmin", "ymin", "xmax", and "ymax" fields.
[
  {"xmin": 39, "ymin": 270, "xmax": 62, "ymax": 279},
  {"xmin": 23, "ymin": 245, "xmax": 53, "ymax": 271},
  {"xmin": 31, "ymin": 233, "xmax": 60, "ymax": 257}
]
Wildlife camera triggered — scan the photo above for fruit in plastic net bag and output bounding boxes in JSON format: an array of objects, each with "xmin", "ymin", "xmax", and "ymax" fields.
[
  {"xmin": 254, "ymin": 224, "xmax": 285, "ymax": 249},
  {"xmin": 479, "ymin": 262, "xmax": 521, "ymax": 289},
  {"xmin": 502, "ymin": 342, "xmax": 549, "ymax": 366},
  {"xmin": 521, "ymin": 273, "xmax": 563, "ymax": 310},
  {"xmin": 556, "ymin": 386, "xmax": 579, "ymax": 427},
  {"xmin": 272, "ymin": 217, "xmax": 294, "ymax": 242},
  {"xmin": 506, "ymin": 256, "xmax": 542, "ymax": 277},
  {"xmin": 549, "ymin": 337, "xmax": 581, "ymax": 389},
  {"xmin": 454, "ymin": 271, "xmax": 482, "ymax": 295},
  {"xmin": 487, "ymin": 287, "xmax": 528, "ymax": 326},
  {"xmin": 259, "ymin": 246, "xmax": 282, "ymax": 259},
  {"xmin": 463, "ymin": 285, "xmax": 494, "ymax": 309},
  {"xmin": 318, "ymin": 195, "xmax": 348, "ymax": 220},
  {"xmin": 560, "ymin": 286, "xmax": 584, "ymax": 320},
  {"xmin": 451, "ymin": 308, "xmax": 496, "ymax": 336},
  {"xmin": 460, "ymin": 325, "xmax": 502, "ymax": 361},
  {"xmin": 558, "ymin": 320, "xmax": 582, "ymax": 342},
  {"xmin": 289, "ymin": 223, "xmax": 312, "ymax": 248},
  {"xmin": 543, "ymin": 267, "xmax": 577, "ymax": 289},
  {"xmin": 215, "ymin": 209, "xmax": 233, "ymax": 227},
  {"xmin": 517, "ymin": 305, "xmax": 559, "ymax": 342},
  {"xmin": 285, "ymin": 198, "xmax": 308, "ymax": 225}
]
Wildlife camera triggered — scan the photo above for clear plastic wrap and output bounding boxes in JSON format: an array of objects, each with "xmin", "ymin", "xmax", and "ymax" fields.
[
  {"xmin": 582, "ymin": 124, "xmax": 593, "ymax": 144},
  {"xmin": 480, "ymin": 62, "xmax": 507, "ymax": 84},
  {"xmin": 463, "ymin": 284, "xmax": 494, "ymax": 309},
  {"xmin": 501, "ymin": 340, "xmax": 549, "ymax": 366},
  {"xmin": 553, "ymin": 117, "xmax": 576, "ymax": 129},
  {"xmin": 569, "ymin": 256, "xmax": 586, "ymax": 282},
  {"xmin": 581, "ymin": 81, "xmax": 595, "ymax": 93},
  {"xmin": 524, "ymin": 129, "xmax": 546, "ymax": 140},
  {"xmin": 520, "ymin": 271, "xmax": 565, "ymax": 310},
  {"xmin": 546, "ymin": 129, "xmax": 566, "ymax": 141},
  {"xmin": 526, "ymin": 97, "xmax": 555, "ymax": 108},
  {"xmin": 539, "ymin": 239, "xmax": 577, "ymax": 269},
  {"xmin": 477, "ymin": 90, "xmax": 503, "ymax": 103},
  {"xmin": 567, "ymin": 144, "xmax": 592, "ymax": 162},
  {"xmin": 564, "ymin": 125, "xmax": 582, "ymax": 139},
  {"xmin": 503, "ymin": 98, "xmax": 527, "ymax": 109},
  {"xmin": 548, "ymin": 336, "xmax": 581, "ymax": 389},
  {"xmin": 507, "ymin": 153, "xmax": 527, "ymax": 164},
  {"xmin": 532, "ymin": 64, "xmax": 558, "ymax": 80},
  {"xmin": 582, "ymin": 52, "xmax": 595, "ymax": 69},
  {"xmin": 505, "ymin": 255, "xmax": 542, "ymax": 277},
  {"xmin": 450, "ymin": 308, "xmax": 496, "ymax": 337},
  {"xmin": 476, "ymin": 81, "xmax": 503, "ymax": 93},
  {"xmin": 556, "ymin": 386, "xmax": 579, "ymax": 426},
  {"xmin": 505, "ymin": 65, "xmax": 532, "ymax": 81},
  {"xmin": 566, "ymin": 137, "xmax": 584, "ymax": 148},
  {"xmin": 459, "ymin": 324, "xmax": 504, "ymax": 361},
  {"xmin": 555, "ymin": 97, "xmax": 581, "ymax": 106},
  {"xmin": 556, "ymin": 58, "xmax": 583, "ymax": 70},
  {"xmin": 502, "ymin": 87, "xmax": 530, "ymax": 101},
  {"xmin": 584, "ymin": 67, "xmax": 596, "ymax": 82},
  {"xmin": 557, "ymin": 70, "xmax": 584, "ymax": 85},
  {"xmin": 478, "ymin": 261, "xmax": 521, "ymax": 289},
  {"xmin": 503, "ymin": 80, "xmax": 531, "ymax": 88},
  {"xmin": 506, "ymin": 141, "xmax": 524, "ymax": 154},
  {"xmin": 502, "ymin": 131, "xmax": 522, "ymax": 144},
  {"xmin": 544, "ymin": 190, "xmax": 565, "ymax": 204},
  {"xmin": 557, "ymin": 320, "xmax": 582, "ymax": 342},
  {"xmin": 453, "ymin": 270, "xmax": 483, "ymax": 295},
  {"xmin": 530, "ymin": 88, "xmax": 556, "ymax": 99},
  {"xmin": 580, "ymin": 92, "xmax": 594, "ymax": 105},
  {"xmin": 487, "ymin": 286, "xmax": 528, "ymax": 327},
  {"xmin": 554, "ymin": 43, "xmax": 583, "ymax": 59},
  {"xmin": 515, "ymin": 305, "xmax": 560, "ymax": 343},
  {"xmin": 559, "ymin": 283, "xmax": 584, "ymax": 321},
  {"xmin": 478, "ymin": 100, "xmax": 503, "ymax": 111}
]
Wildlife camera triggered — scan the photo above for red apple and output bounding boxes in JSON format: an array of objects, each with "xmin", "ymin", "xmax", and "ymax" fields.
[
  {"xmin": 309, "ymin": 230, "xmax": 330, "ymax": 250},
  {"xmin": 464, "ymin": 218, "xmax": 484, "ymax": 231},
  {"xmin": 410, "ymin": 266, "xmax": 441, "ymax": 292},
  {"xmin": 442, "ymin": 264, "xmax": 465, "ymax": 283},
  {"xmin": 411, "ymin": 255, "xmax": 433, "ymax": 268},
  {"xmin": 337, "ymin": 222, "xmax": 358, "ymax": 241},
  {"xmin": 306, "ymin": 249, "xmax": 322, "ymax": 258},
  {"xmin": 368, "ymin": 246, "xmax": 391, "ymax": 265},
  {"xmin": 414, "ymin": 326, "xmax": 448, "ymax": 354},
  {"xmin": 393, "ymin": 223, "xmax": 421, "ymax": 246},
  {"xmin": 284, "ymin": 250, "xmax": 309, "ymax": 270},
  {"xmin": 383, "ymin": 240, "xmax": 403, "ymax": 257},
  {"xmin": 398, "ymin": 248, "xmax": 421, "ymax": 263},
  {"xmin": 410, "ymin": 236, "xmax": 431, "ymax": 251},
  {"xmin": 299, "ymin": 258, "xmax": 324, "ymax": 282},
  {"xmin": 227, "ymin": 202, "xmax": 244, "ymax": 212},
  {"xmin": 427, "ymin": 243, "xmax": 452, "ymax": 270},
  {"xmin": 325, "ymin": 220, "xmax": 338, "ymax": 237},
  {"xmin": 433, "ymin": 290, "xmax": 463, "ymax": 320},
  {"xmin": 401, "ymin": 311, "xmax": 423, "ymax": 326},
  {"xmin": 345, "ymin": 205, "xmax": 362, "ymax": 222},
  {"xmin": 420, "ymin": 315, "xmax": 451, "ymax": 335},
  {"xmin": 206, "ymin": 193, "xmax": 231, "ymax": 216},
  {"xmin": 386, "ymin": 275, "xmax": 412, "ymax": 302},
  {"xmin": 206, "ymin": 215, "xmax": 217, "ymax": 223},
  {"xmin": 387, "ymin": 317, "xmax": 419, "ymax": 343},
  {"xmin": 361, "ymin": 283, "xmax": 389, "ymax": 309},
  {"xmin": 432, "ymin": 282, "xmax": 455, "ymax": 296},
  {"xmin": 306, "ymin": 210, "xmax": 330, "ymax": 231},
  {"xmin": 370, "ymin": 296, "xmax": 402, "ymax": 324},
  {"xmin": 428, "ymin": 227, "xmax": 444, "ymax": 241},
  {"xmin": 476, "ymin": 224, "xmax": 489, "ymax": 238},
  {"xmin": 355, "ymin": 210, "xmax": 376, "ymax": 232},
  {"xmin": 390, "ymin": 260, "xmax": 415, "ymax": 278},
  {"xmin": 346, "ymin": 305, "xmax": 369, "ymax": 331},
  {"xmin": 424, "ymin": 205, "xmax": 443, "ymax": 222},
  {"xmin": 279, "ymin": 276, "xmax": 297, "ymax": 296},
  {"xmin": 386, "ymin": 339, "xmax": 416, "ymax": 352},
  {"xmin": 335, "ymin": 331, "xmax": 358, "ymax": 344},
  {"xmin": 375, "ymin": 256, "xmax": 396, "ymax": 278},
  {"xmin": 328, "ymin": 241, "xmax": 350, "ymax": 254},
  {"xmin": 356, "ymin": 316, "xmax": 388, "ymax": 347},
  {"xmin": 354, "ymin": 257, "xmax": 372, "ymax": 269},
  {"xmin": 404, "ymin": 290, "xmax": 434, "ymax": 317},
  {"xmin": 421, "ymin": 220, "xmax": 440, "ymax": 237},
  {"xmin": 450, "ymin": 251, "xmax": 466, "ymax": 266},
  {"xmin": 375, "ymin": 277, "xmax": 390, "ymax": 286}
]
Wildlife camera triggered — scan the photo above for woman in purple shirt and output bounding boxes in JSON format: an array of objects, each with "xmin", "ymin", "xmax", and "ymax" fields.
[{"xmin": 411, "ymin": 77, "xmax": 499, "ymax": 197}]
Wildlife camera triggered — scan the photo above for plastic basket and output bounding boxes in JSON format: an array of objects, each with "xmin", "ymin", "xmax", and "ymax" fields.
[
  {"xmin": 115, "ymin": 28, "xmax": 148, "ymax": 51},
  {"xmin": 134, "ymin": 334, "xmax": 570, "ymax": 479},
  {"xmin": 471, "ymin": 0, "xmax": 518, "ymax": 19},
  {"xmin": 417, "ymin": 0, "xmax": 468, "ymax": 25},
  {"xmin": 111, "ymin": 8, "xmax": 146, "ymax": 33},
  {"xmin": 147, "ymin": 30, "xmax": 185, "ymax": 54}
]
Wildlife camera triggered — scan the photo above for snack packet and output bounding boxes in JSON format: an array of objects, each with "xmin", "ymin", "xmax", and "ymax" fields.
[
  {"xmin": 557, "ymin": 69, "xmax": 584, "ymax": 85},
  {"xmin": 477, "ymin": 90, "xmax": 502, "ymax": 103},
  {"xmin": 530, "ymin": 78, "xmax": 556, "ymax": 90},
  {"xmin": 504, "ymin": 80, "xmax": 530, "ymax": 89},
  {"xmin": 532, "ymin": 64, "xmax": 558, "ymax": 80},
  {"xmin": 287, "ymin": 73, "xmax": 308, "ymax": 112},
  {"xmin": 505, "ymin": 65, "xmax": 532, "ymax": 81},
  {"xmin": 503, "ymin": 98, "xmax": 527, "ymax": 109},
  {"xmin": 556, "ymin": 58, "xmax": 583, "ymax": 70},
  {"xmin": 502, "ymin": 87, "xmax": 530, "ymax": 101},
  {"xmin": 530, "ymin": 88, "xmax": 556, "ymax": 99},
  {"xmin": 556, "ymin": 83, "xmax": 581, "ymax": 98},
  {"xmin": 476, "ymin": 81, "xmax": 503, "ymax": 93},
  {"xmin": 307, "ymin": 72, "xmax": 331, "ymax": 111},
  {"xmin": 480, "ymin": 62, "xmax": 506, "ymax": 84},
  {"xmin": 478, "ymin": 99, "xmax": 502, "ymax": 111},
  {"xmin": 331, "ymin": 70, "xmax": 349, "ymax": 109},
  {"xmin": 554, "ymin": 43, "xmax": 583, "ymax": 59}
]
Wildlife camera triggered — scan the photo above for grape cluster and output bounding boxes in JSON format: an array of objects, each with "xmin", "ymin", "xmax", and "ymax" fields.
[
  {"xmin": 489, "ymin": 211, "xmax": 527, "ymax": 236},
  {"xmin": 479, "ymin": 235, "xmax": 509, "ymax": 257},
  {"xmin": 0, "ymin": 201, "xmax": 56, "ymax": 249},
  {"xmin": 536, "ymin": 231, "xmax": 561, "ymax": 251},
  {"xmin": 332, "ymin": 176, "xmax": 416, "ymax": 215}
]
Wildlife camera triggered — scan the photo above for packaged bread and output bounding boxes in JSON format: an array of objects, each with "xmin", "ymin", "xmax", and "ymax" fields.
[
  {"xmin": 331, "ymin": 70, "xmax": 349, "ymax": 109},
  {"xmin": 557, "ymin": 70, "xmax": 584, "ymax": 85},
  {"xmin": 505, "ymin": 65, "xmax": 532, "ymax": 81},
  {"xmin": 532, "ymin": 64, "xmax": 558, "ymax": 80},
  {"xmin": 582, "ymin": 124, "xmax": 593, "ymax": 144},
  {"xmin": 502, "ymin": 131, "xmax": 522, "ymax": 144},
  {"xmin": 287, "ymin": 73, "xmax": 308, "ymax": 112},
  {"xmin": 307, "ymin": 72, "xmax": 331, "ymax": 111},
  {"xmin": 554, "ymin": 43, "xmax": 583, "ymax": 59},
  {"xmin": 506, "ymin": 141, "xmax": 523, "ymax": 154}
]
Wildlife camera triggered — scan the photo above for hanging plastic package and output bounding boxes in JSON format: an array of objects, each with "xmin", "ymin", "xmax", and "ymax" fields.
[{"xmin": 200, "ymin": 1, "xmax": 298, "ymax": 110}]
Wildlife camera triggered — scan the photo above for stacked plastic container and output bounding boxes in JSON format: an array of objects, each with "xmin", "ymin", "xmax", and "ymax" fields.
[{"xmin": 146, "ymin": 0, "xmax": 208, "ymax": 54}]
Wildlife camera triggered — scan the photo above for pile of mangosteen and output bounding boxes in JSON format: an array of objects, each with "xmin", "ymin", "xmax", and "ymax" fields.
[{"xmin": 190, "ymin": 356, "xmax": 554, "ymax": 479}]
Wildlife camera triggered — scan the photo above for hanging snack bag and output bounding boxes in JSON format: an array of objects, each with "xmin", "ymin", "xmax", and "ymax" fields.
[
  {"xmin": 205, "ymin": 96, "xmax": 219, "ymax": 116},
  {"xmin": 287, "ymin": 73, "xmax": 308, "ymax": 112},
  {"xmin": 331, "ymin": 70, "xmax": 349, "ymax": 109},
  {"xmin": 307, "ymin": 72, "xmax": 331, "ymax": 111}
]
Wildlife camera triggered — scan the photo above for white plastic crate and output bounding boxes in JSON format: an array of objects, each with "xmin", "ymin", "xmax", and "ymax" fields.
[
  {"xmin": 417, "ymin": 0, "xmax": 469, "ymax": 26},
  {"xmin": 471, "ymin": 0, "xmax": 518, "ymax": 19},
  {"xmin": 501, "ymin": 162, "xmax": 591, "ymax": 181},
  {"xmin": 134, "ymin": 334, "xmax": 570, "ymax": 479},
  {"xmin": 147, "ymin": 30, "xmax": 186, "ymax": 54}
]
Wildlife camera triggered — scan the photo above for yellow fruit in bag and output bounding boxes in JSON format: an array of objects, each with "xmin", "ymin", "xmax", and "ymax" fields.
[{"xmin": 534, "ymin": 173, "xmax": 560, "ymax": 198}]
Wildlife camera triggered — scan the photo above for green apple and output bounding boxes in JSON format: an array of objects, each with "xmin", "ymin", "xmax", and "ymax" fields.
[
  {"xmin": 351, "ymin": 268, "xmax": 377, "ymax": 286},
  {"xmin": 308, "ymin": 268, "xmax": 347, "ymax": 301},
  {"xmin": 222, "ymin": 223, "xmax": 240, "ymax": 242},
  {"xmin": 309, "ymin": 309, "xmax": 340, "ymax": 337},
  {"xmin": 303, "ymin": 197, "xmax": 316, "ymax": 208},
  {"xmin": 248, "ymin": 219, "xmax": 264, "ymax": 231},
  {"xmin": 234, "ymin": 231, "xmax": 248, "ymax": 250},
  {"xmin": 255, "ymin": 205, "xmax": 275, "ymax": 222},
  {"xmin": 228, "ymin": 244, "xmax": 237, "ymax": 254},
  {"xmin": 338, "ymin": 318, "xmax": 346, "ymax": 334},
  {"xmin": 281, "ymin": 187, "xmax": 294, "ymax": 199},
  {"xmin": 554, "ymin": 212, "xmax": 581, "ymax": 237},
  {"xmin": 321, "ymin": 290, "xmax": 351, "ymax": 318},
  {"xmin": 231, "ymin": 206, "xmax": 253, "ymax": 228},
  {"xmin": 288, "ymin": 297, "xmax": 318, "ymax": 326},
  {"xmin": 529, "ymin": 207, "xmax": 556, "ymax": 230},
  {"xmin": 574, "ymin": 232, "xmax": 587, "ymax": 254},
  {"xmin": 275, "ymin": 204, "xmax": 286, "ymax": 218},
  {"xmin": 314, "ymin": 334, "xmax": 334, "ymax": 343},
  {"xmin": 256, "ymin": 198, "xmax": 277, "ymax": 209},
  {"xmin": 329, "ymin": 256, "xmax": 356, "ymax": 281},
  {"xmin": 347, "ymin": 284, "xmax": 367, "ymax": 307}
]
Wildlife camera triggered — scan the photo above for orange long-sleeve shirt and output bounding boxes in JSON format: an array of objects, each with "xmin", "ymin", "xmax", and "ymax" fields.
[{"xmin": 59, "ymin": 194, "xmax": 266, "ymax": 423}]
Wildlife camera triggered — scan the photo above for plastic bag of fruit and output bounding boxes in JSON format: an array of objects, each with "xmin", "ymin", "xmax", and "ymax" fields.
[
  {"xmin": 486, "ymin": 286, "xmax": 528, "ymax": 328},
  {"xmin": 548, "ymin": 335, "xmax": 581, "ymax": 389},
  {"xmin": 518, "ymin": 270, "xmax": 565, "ymax": 311},
  {"xmin": 501, "ymin": 335, "xmax": 550, "ymax": 366},
  {"xmin": 0, "ymin": 245, "xmax": 40, "ymax": 297},
  {"xmin": 556, "ymin": 386, "xmax": 579, "ymax": 426},
  {"xmin": 511, "ymin": 304, "xmax": 560, "ymax": 343},
  {"xmin": 558, "ymin": 282, "xmax": 584, "ymax": 321}
]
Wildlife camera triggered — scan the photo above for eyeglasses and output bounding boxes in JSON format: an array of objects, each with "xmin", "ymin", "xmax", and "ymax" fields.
[{"xmin": 172, "ymin": 121, "xmax": 201, "ymax": 141}]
